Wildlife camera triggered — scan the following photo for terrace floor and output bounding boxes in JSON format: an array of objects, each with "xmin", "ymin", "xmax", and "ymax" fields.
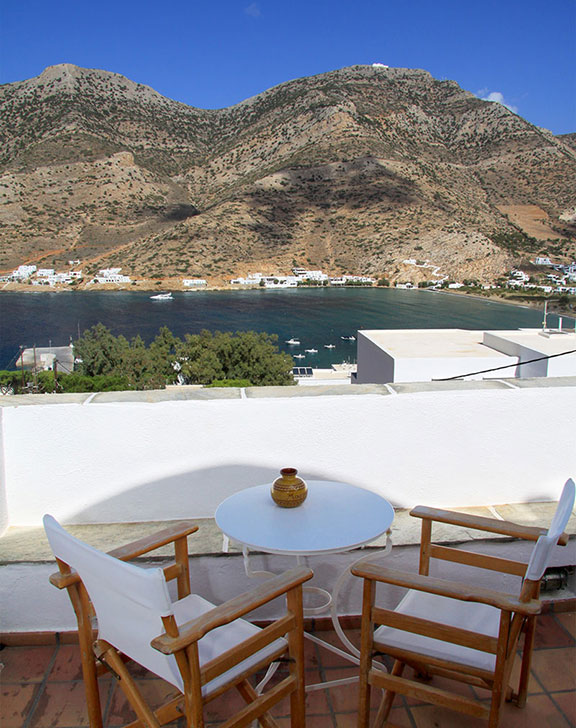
[{"xmin": 2, "ymin": 609, "xmax": 575, "ymax": 728}]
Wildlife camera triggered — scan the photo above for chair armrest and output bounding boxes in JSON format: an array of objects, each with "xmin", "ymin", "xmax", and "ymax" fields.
[
  {"xmin": 351, "ymin": 561, "xmax": 541, "ymax": 616},
  {"xmin": 151, "ymin": 566, "xmax": 314, "ymax": 653},
  {"xmin": 107, "ymin": 521, "xmax": 199, "ymax": 560},
  {"xmin": 410, "ymin": 505, "xmax": 569, "ymax": 546},
  {"xmin": 49, "ymin": 521, "xmax": 199, "ymax": 589}
]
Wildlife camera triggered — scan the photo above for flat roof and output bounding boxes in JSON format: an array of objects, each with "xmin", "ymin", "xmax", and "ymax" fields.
[
  {"xmin": 487, "ymin": 329, "xmax": 576, "ymax": 356},
  {"xmin": 359, "ymin": 329, "xmax": 513, "ymax": 359}
]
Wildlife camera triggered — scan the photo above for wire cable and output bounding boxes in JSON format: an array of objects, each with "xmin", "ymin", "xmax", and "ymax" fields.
[{"xmin": 433, "ymin": 348, "xmax": 576, "ymax": 382}]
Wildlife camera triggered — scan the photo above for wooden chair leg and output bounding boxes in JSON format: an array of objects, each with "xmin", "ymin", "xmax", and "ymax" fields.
[
  {"xmin": 358, "ymin": 578, "xmax": 376, "ymax": 728},
  {"xmin": 373, "ymin": 660, "xmax": 405, "ymax": 728},
  {"xmin": 488, "ymin": 613, "xmax": 511, "ymax": 728},
  {"xmin": 95, "ymin": 641, "xmax": 162, "ymax": 728},
  {"xmin": 77, "ymin": 622, "xmax": 103, "ymax": 728},
  {"xmin": 517, "ymin": 616, "xmax": 536, "ymax": 708},
  {"xmin": 286, "ymin": 585, "xmax": 306, "ymax": 728},
  {"xmin": 235, "ymin": 680, "xmax": 279, "ymax": 728}
]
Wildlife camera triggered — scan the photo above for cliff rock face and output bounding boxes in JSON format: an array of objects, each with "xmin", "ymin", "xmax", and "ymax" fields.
[{"xmin": 1, "ymin": 64, "xmax": 574, "ymax": 283}]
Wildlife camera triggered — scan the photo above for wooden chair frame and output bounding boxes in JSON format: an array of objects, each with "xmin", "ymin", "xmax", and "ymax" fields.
[
  {"xmin": 353, "ymin": 506, "xmax": 570, "ymax": 728},
  {"xmin": 49, "ymin": 521, "xmax": 313, "ymax": 728}
]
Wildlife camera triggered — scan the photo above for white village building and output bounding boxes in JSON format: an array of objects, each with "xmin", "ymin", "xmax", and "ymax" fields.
[{"xmin": 354, "ymin": 328, "xmax": 576, "ymax": 384}]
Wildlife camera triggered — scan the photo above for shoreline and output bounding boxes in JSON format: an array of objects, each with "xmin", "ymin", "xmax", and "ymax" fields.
[
  {"xmin": 2, "ymin": 281, "xmax": 574, "ymax": 320},
  {"xmin": 434, "ymin": 288, "xmax": 575, "ymax": 319}
]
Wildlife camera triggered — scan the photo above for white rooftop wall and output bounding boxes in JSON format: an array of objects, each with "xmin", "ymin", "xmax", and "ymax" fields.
[{"xmin": 1, "ymin": 385, "xmax": 575, "ymax": 529}]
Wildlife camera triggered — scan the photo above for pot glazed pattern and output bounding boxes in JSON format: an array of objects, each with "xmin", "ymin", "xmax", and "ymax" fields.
[{"xmin": 271, "ymin": 467, "xmax": 308, "ymax": 508}]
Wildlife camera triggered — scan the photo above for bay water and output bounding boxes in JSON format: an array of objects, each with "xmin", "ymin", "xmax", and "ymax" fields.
[{"xmin": 0, "ymin": 288, "xmax": 569, "ymax": 370}]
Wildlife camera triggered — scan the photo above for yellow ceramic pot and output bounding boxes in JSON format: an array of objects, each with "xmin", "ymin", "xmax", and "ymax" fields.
[{"xmin": 271, "ymin": 468, "xmax": 308, "ymax": 508}]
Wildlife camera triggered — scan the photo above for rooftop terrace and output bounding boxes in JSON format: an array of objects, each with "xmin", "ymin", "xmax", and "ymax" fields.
[{"xmin": 0, "ymin": 376, "xmax": 574, "ymax": 725}]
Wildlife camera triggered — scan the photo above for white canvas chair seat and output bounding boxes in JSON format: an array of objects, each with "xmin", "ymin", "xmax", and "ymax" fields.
[
  {"xmin": 374, "ymin": 590, "xmax": 500, "ymax": 672},
  {"xmin": 45, "ymin": 514, "xmax": 312, "ymax": 728},
  {"xmin": 170, "ymin": 592, "xmax": 287, "ymax": 695},
  {"xmin": 354, "ymin": 478, "xmax": 574, "ymax": 728}
]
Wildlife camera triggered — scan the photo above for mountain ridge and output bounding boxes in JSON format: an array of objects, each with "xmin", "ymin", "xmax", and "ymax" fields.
[{"xmin": 0, "ymin": 64, "xmax": 574, "ymax": 284}]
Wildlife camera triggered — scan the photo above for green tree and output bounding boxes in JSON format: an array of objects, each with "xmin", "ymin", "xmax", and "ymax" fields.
[
  {"xmin": 121, "ymin": 335, "xmax": 166, "ymax": 390},
  {"xmin": 70, "ymin": 325, "xmax": 295, "ymax": 390},
  {"xmin": 176, "ymin": 330, "xmax": 294, "ymax": 386},
  {"xmin": 149, "ymin": 326, "xmax": 182, "ymax": 380},
  {"xmin": 74, "ymin": 324, "xmax": 129, "ymax": 377}
]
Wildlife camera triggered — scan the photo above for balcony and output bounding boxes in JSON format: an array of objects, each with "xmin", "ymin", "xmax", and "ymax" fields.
[{"xmin": 0, "ymin": 377, "xmax": 575, "ymax": 724}]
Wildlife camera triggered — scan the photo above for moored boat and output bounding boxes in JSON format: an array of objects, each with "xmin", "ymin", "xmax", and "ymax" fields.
[{"xmin": 150, "ymin": 292, "xmax": 173, "ymax": 300}]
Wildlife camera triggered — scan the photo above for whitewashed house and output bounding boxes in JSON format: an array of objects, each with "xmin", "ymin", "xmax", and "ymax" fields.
[
  {"xmin": 182, "ymin": 278, "xmax": 207, "ymax": 288},
  {"xmin": 11, "ymin": 265, "xmax": 37, "ymax": 280},
  {"xmin": 94, "ymin": 267, "xmax": 131, "ymax": 284}
]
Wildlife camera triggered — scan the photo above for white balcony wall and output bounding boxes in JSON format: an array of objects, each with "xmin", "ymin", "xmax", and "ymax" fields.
[{"xmin": 1, "ymin": 384, "xmax": 575, "ymax": 529}]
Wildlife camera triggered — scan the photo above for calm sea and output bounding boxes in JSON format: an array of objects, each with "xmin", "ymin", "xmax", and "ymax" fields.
[{"xmin": 0, "ymin": 288, "xmax": 570, "ymax": 370}]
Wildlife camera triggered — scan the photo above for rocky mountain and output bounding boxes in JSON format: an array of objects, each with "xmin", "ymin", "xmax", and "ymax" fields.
[{"xmin": 1, "ymin": 63, "xmax": 574, "ymax": 285}]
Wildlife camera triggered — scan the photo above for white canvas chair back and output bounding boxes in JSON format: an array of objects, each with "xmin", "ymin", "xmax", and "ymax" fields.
[
  {"xmin": 525, "ymin": 478, "xmax": 575, "ymax": 582},
  {"xmin": 43, "ymin": 514, "xmax": 184, "ymax": 690}
]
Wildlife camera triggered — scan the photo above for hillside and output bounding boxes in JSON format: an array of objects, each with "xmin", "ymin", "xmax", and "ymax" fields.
[{"xmin": 1, "ymin": 63, "xmax": 574, "ymax": 285}]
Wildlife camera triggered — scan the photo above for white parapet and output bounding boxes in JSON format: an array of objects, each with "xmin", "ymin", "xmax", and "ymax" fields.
[{"xmin": 0, "ymin": 381, "xmax": 575, "ymax": 529}]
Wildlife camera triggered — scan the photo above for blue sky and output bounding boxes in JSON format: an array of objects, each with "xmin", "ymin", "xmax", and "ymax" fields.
[{"xmin": 1, "ymin": 0, "xmax": 575, "ymax": 135}]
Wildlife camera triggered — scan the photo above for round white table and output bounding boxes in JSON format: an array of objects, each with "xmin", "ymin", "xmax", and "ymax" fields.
[
  {"xmin": 215, "ymin": 480, "xmax": 394, "ymax": 556},
  {"xmin": 215, "ymin": 480, "xmax": 394, "ymax": 687}
]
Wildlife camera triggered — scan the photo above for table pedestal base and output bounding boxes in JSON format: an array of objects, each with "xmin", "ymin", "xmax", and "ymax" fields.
[{"xmin": 234, "ymin": 531, "xmax": 393, "ymax": 692}]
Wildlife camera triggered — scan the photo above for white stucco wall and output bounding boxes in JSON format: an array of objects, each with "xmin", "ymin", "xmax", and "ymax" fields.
[
  {"xmin": 393, "ymin": 355, "xmax": 517, "ymax": 382},
  {"xmin": 355, "ymin": 334, "xmax": 394, "ymax": 384},
  {"xmin": 0, "ymin": 409, "xmax": 8, "ymax": 534},
  {"xmin": 354, "ymin": 330, "xmax": 519, "ymax": 383},
  {"xmin": 1, "ymin": 385, "xmax": 575, "ymax": 528},
  {"xmin": 483, "ymin": 333, "xmax": 548, "ymax": 378}
]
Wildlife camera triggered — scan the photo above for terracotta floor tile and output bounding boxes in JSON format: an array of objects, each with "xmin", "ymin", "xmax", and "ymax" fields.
[
  {"xmin": 106, "ymin": 679, "xmax": 180, "ymax": 725},
  {"xmin": 550, "ymin": 691, "xmax": 576, "ymax": 726},
  {"xmin": 531, "ymin": 648, "xmax": 576, "ymax": 692},
  {"xmin": 496, "ymin": 694, "xmax": 571, "ymax": 727},
  {"xmin": 409, "ymin": 703, "xmax": 492, "ymax": 727},
  {"xmin": 204, "ymin": 689, "xmax": 248, "ymax": 722},
  {"xmin": 535, "ymin": 615, "xmax": 576, "ymax": 648},
  {"xmin": 0, "ymin": 645, "xmax": 56, "ymax": 683},
  {"xmin": 314, "ymin": 643, "xmax": 359, "ymax": 669},
  {"xmin": 303, "ymin": 639, "xmax": 322, "ymax": 669},
  {"xmin": 276, "ymin": 716, "xmax": 335, "ymax": 727},
  {"xmin": 556, "ymin": 612, "xmax": 576, "ymax": 640},
  {"xmin": 409, "ymin": 694, "xmax": 571, "ymax": 728},
  {"xmin": 319, "ymin": 666, "xmax": 381, "ymax": 713},
  {"xmin": 385, "ymin": 705, "xmax": 417, "ymax": 728},
  {"xmin": 46, "ymin": 644, "xmax": 86, "ymax": 681},
  {"xmin": 6, "ymin": 617, "xmax": 576, "ymax": 727},
  {"xmin": 29, "ymin": 680, "xmax": 110, "ymax": 728},
  {"xmin": 335, "ymin": 714, "xmax": 363, "ymax": 727},
  {"xmin": 1, "ymin": 685, "xmax": 38, "ymax": 728},
  {"xmin": 271, "ymin": 685, "xmax": 331, "ymax": 717}
]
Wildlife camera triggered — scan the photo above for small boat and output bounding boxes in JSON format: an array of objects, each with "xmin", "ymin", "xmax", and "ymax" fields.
[
  {"xmin": 285, "ymin": 338, "xmax": 300, "ymax": 345},
  {"xmin": 324, "ymin": 344, "xmax": 336, "ymax": 349},
  {"xmin": 293, "ymin": 354, "xmax": 306, "ymax": 359},
  {"xmin": 150, "ymin": 292, "xmax": 173, "ymax": 300},
  {"xmin": 341, "ymin": 336, "xmax": 356, "ymax": 341},
  {"xmin": 305, "ymin": 348, "xmax": 318, "ymax": 353}
]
